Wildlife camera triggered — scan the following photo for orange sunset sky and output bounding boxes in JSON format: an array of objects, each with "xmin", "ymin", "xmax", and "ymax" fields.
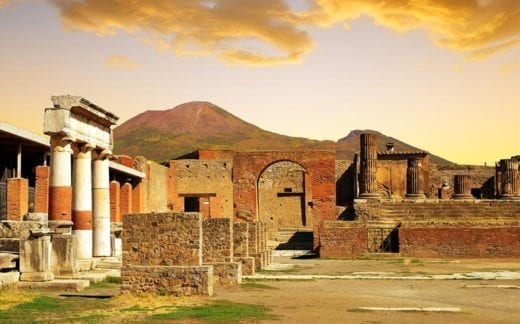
[{"xmin": 0, "ymin": 0, "xmax": 518, "ymax": 165}]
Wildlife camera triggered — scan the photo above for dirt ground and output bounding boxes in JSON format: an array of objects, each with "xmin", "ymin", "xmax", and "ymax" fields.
[{"xmin": 216, "ymin": 256, "xmax": 520, "ymax": 323}]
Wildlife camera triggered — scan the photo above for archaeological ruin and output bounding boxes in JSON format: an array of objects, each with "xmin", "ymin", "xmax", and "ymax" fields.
[{"xmin": 1, "ymin": 95, "xmax": 520, "ymax": 294}]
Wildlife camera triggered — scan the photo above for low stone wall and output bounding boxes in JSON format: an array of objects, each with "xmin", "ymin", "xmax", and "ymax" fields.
[
  {"xmin": 320, "ymin": 221, "xmax": 367, "ymax": 258},
  {"xmin": 234, "ymin": 256, "xmax": 255, "ymax": 276},
  {"xmin": 400, "ymin": 226, "xmax": 520, "ymax": 258},
  {"xmin": 121, "ymin": 265, "xmax": 213, "ymax": 296},
  {"xmin": 202, "ymin": 218, "xmax": 233, "ymax": 263},
  {"xmin": 122, "ymin": 212, "xmax": 202, "ymax": 267}
]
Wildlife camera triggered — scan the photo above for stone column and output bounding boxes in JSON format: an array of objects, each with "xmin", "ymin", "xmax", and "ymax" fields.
[
  {"xmin": 406, "ymin": 157, "xmax": 423, "ymax": 199},
  {"xmin": 72, "ymin": 143, "xmax": 94, "ymax": 259},
  {"xmin": 359, "ymin": 133, "xmax": 379, "ymax": 198},
  {"xmin": 92, "ymin": 150, "xmax": 111, "ymax": 257},
  {"xmin": 49, "ymin": 136, "xmax": 73, "ymax": 221},
  {"xmin": 452, "ymin": 175, "xmax": 472, "ymax": 199},
  {"xmin": 500, "ymin": 159, "xmax": 520, "ymax": 199}
]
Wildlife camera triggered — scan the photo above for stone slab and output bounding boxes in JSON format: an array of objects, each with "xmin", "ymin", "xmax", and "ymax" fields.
[
  {"xmin": 0, "ymin": 271, "xmax": 20, "ymax": 287},
  {"xmin": 17, "ymin": 279, "xmax": 90, "ymax": 291}
]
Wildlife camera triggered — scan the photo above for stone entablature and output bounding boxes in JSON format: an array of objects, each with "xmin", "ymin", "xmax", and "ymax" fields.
[{"xmin": 44, "ymin": 95, "xmax": 118, "ymax": 150}]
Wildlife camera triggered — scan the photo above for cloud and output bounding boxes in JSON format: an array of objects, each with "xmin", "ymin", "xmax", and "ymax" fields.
[
  {"xmin": 105, "ymin": 55, "xmax": 139, "ymax": 70},
  {"xmin": 49, "ymin": 0, "xmax": 313, "ymax": 66},
  {"xmin": 306, "ymin": 0, "xmax": 520, "ymax": 59},
  {"xmin": 47, "ymin": 0, "xmax": 519, "ymax": 65},
  {"xmin": 500, "ymin": 60, "xmax": 519, "ymax": 74}
]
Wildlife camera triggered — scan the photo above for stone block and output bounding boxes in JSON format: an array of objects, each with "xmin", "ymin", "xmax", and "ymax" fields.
[
  {"xmin": 51, "ymin": 234, "xmax": 77, "ymax": 275},
  {"xmin": 205, "ymin": 262, "xmax": 241, "ymax": 285},
  {"xmin": 233, "ymin": 256, "xmax": 255, "ymax": 275},
  {"xmin": 121, "ymin": 265, "xmax": 213, "ymax": 296},
  {"xmin": 0, "ymin": 252, "xmax": 18, "ymax": 270},
  {"xmin": 0, "ymin": 238, "xmax": 20, "ymax": 253},
  {"xmin": 19, "ymin": 236, "xmax": 54, "ymax": 282}
]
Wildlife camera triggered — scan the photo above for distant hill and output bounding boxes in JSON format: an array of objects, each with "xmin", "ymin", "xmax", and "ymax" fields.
[
  {"xmin": 336, "ymin": 129, "xmax": 452, "ymax": 164},
  {"xmin": 113, "ymin": 101, "xmax": 453, "ymax": 164},
  {"xmin": 113, "ymin": 101, "xmax": 336, "ymax": 162}
]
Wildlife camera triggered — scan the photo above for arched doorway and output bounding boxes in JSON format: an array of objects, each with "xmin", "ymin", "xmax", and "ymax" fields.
[{"xmin": 257, "ymin": 161, "xmax": 312, "ymax": 240}]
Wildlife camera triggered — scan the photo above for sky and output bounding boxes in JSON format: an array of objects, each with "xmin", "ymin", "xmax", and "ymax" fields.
[{"xmin": 0, "ymin": 0, "xmax": 518, "ymax": 165}]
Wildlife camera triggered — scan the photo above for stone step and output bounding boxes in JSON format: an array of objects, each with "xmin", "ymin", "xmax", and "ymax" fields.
[{"xmin": 17, "ymin": 279, "xmax": 90, "ymax": 291}]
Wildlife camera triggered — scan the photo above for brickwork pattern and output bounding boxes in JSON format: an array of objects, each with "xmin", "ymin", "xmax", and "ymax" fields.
[
  {"xmin": 34, "ymin": 166, "xmax": 49, "ymax": 213},
  {"xmin": 7, "ymin": 178, "xmax": 28, "ymax": 221},
  {"xmin": 110, "ymin": 181, "xmax": 120, "ymax": 222},
  {"xmin": 120, "ymin": 183, "xmax": 132, "ymax": 218},
  {"xmin": 320, "ymin": 221, "xmax": 367, "ymax": 258}
]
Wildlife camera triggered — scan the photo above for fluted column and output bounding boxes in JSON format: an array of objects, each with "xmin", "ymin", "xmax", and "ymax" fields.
[
  {"xmin": 359, "ymin": 133, "xmax": 379, "ymax": 198},
  {"xmin": 92, "ymin": 150, "xmax": 111, "ymax": 257},
  {"xmin": 452, "ymin": 175, "xmax": 472, "ymax": 199},
  {"xmin": 500, "ymin": 159, "xmax": 520, "ymax": 199},
  {"xmin": 49, "ymin": 136, "xmax": 73, "ymax": 221},
  {"xmin": 406, "ymin": 157, "xmax": 423, "ymax": 199},
  {"xmin": 72, "ymin": 143, "xmax": 94, "ymax": 259}
]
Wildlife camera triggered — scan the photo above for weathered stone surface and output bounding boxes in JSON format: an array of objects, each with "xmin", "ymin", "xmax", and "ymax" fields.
[
  {"xmin": 122, "ymin": 212, "xmax": 202, "ymax": 267},
  {"xmin": 19, "ymin": 236, "xmax": 54, "ymax": 282},
  {"xmin": 233, "ymin": 256, "xmax": 255, "ymax": 275},
  {"xmin": 0, "ymin": 252, "xmax": 18, "ymax": 270},
  {"xmin": 233, "ymin": 222, "xmax": 249, "ymax": 257},
  {"xmin": 202, "ymin": 218, "xmax": 233, "ymax": 263},
  {"xmin": 121, "ymin": 265, "xmax": 213, "ymax": 296},
  {"xmin": 205, "ymin": 262, "xmax": 241, "ymax": 285},
  {"xmin": 50, "ymin": 234, "xmax": 77, "ymax": 275}
]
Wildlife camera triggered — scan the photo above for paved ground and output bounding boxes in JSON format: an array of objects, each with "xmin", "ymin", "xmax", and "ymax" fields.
[{"xmin": 217, "ymin": 256, "xmax": 520, "ymax": 323}]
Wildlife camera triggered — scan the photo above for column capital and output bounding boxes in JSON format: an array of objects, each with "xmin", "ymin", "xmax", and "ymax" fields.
[
  {"xmin": 72, "ymin": 142, "xmax": 95, "ymax": 156},
  {"xmin": 92, "ymin": 149, "xmax": 112, "ymax": 160}
]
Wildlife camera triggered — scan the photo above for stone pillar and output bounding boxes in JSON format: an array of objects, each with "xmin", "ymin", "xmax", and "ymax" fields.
[
  {"xmin": 6, "ymin": 177, "xmax": 28, "ymax": 221},
  {"xmin": 49, "ymin": 136, "xmax": 73, "ymax": 221},
  {"xmin": 19, "ymin": 231, "xmax": 54, "ymax": 282},
  {"xmin": 500, "ymin": 159, "xmax": 520, "ymax": 199},
  {"xmin": 35, "ymin": 166, "xmax": 50, "ymax": 213},
  {"xmin": 452, "ymin": 175, "xmax": 473, "ymax": 199},
  {"xmin": 359, "ymin": 133, "xmax": 379, "ymax": 198},
  {"xmin": 110, "ymin": 180, "xmax": 121, "ymax": 222},
  {"xmin": 72, "ymin": 143, "xmax": 94, "ymax": 259},
  {"xmin": 120, "ymin": 182, "xmax": 132, "ymax": 218},
  {"xmin": 132, "ymin": 181, "xmax": 144, "ymax": 213},
  {"xmin": 406, "ymin": 157, "xmax": 423, "ymax": 199},
  {"xmin": 92, "ymin": 150, "xmax": 111, "ymax": 257}
]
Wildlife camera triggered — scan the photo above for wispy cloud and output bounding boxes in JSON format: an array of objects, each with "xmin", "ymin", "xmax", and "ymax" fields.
[
  {"xmin": 105, "ymin": 55, "xmax": 139, "ymax": 70},
  {"xmin": 500, "ymin": 60, "xmax": 519, "ymax": 74},
  {"xmin": 40, "ymin": 0, "xmax": 520, "ymax": 65}
]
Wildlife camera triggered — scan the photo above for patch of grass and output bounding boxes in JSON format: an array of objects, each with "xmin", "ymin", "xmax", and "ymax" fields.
[
  {"xmin": 120, "ymin": 305, "xmax": 152, "ymax": 312},
  {"xmin": 149, "ymin": 300, "xmax": 278, "ymax": 322},
  {"xmin": 87, "ymin": 276, "xmax": 121, "ymax": 289},
  {"xmin": 241, "ymin": 281, "xmax": 278, "ymax": 290},
  {"xmin": 0, "ymin": 296, "xmax": 74, "ymax": 321}
]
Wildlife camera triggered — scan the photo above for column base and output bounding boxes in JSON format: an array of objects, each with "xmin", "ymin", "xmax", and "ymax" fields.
[
  {"xmin": 500, "ymin": 195, "xmax": 520, "ymax": 200},
  {"xmin": 452, "ymin": 194, "xmax": 474, "ymax": 200},
  {"xmin": 359, "ymin": 193, "xmax": 380, "ymax": 199},
  {"xmin": 405, "ymin": 194, "xmax": 424, "ymax": 199},
  {"xmin": 20, "ymin": 271, "xmax": 54, "ymax": 282}
]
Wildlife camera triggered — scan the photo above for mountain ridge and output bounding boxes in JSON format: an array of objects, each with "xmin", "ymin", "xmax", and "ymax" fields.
[{"xmin": 113, "ymin": 101, "xmax": 452, "ymax": 164}]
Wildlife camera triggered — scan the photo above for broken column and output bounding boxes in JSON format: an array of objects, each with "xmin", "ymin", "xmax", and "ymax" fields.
[
  {"xmin": 359, "ymin": 133, "xmax": 379, "ymax": 198},
  {"xmin": 500, "ymin": 159, "xmax": 520, "ymax": 199},
  {"xmin": 452, "ymin": 175, "xmax": 472, "ymax": 199},
  {"xmin": 406, "ymin": 157, "xmax": 423, "ymax": 199},
  {"xmin": 48, "ymin": 136, "xmax": 73, "ymax": 221},
  {"xmin": 73, "ymin": 143, "xmax": 94, "ymax": 259}
]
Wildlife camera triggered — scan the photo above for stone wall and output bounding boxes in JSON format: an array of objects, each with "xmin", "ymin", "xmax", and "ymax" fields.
[
  {"xmin": 233, "ymin": 222, "xmax": 249, "ymax": 257},
  {"xmin": 202, "ymin": 218, "xmax": 233, "ymax": 263},
  {"xmin": 232, "ymin": 150, "xmax": 336, "ymax": 249},
  {"xmin": 122, "ymin": 212, "xmax": 202, "ymax": 267},
  {"xmin": 376, "ymin": 155, "xmax": 430, "ymax": 198},
  {"xmin": 168, "ymin": 160, "xmax": 233, "ymax": 218},
  {"xmin": 429, "ymin": 164, "xmax": 495, "ymax": 198},
  {"xmin": 319, "ymin": 221, "xmax": 367, "ymax": 258},
  {"xmin": 400, "ymin": 226, "xmax": 520, "ymax": 257}
]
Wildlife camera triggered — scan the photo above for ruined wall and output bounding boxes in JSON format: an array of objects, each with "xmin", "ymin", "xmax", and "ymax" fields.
[
  {"xmin": 376, "ymin": 155, "xmax": 430, "ymax": 198},
  {"xmin": 144, "ymin": 161, "xmax": 168, "ymax": 212},
  {"xmin": 233, "ymin": 151, "xmax": 336, "ymax": 249},
  {"xmin": 202, "ymin": 218, "xmax": 233, "ymax": 263},
  {"xmin": 319, "ymin": 221, "xmax": 367, "ymax": 257},
  {"xmin": 336, "ymin": 160, "xmax": 356, "ymax": 206},
  {"xmin": 168, "ymin": 160, "xmax": 233, "ymax": 218},
  {"xmin": 429, "ymin": 164, "xmax": 495, "ymax": 198},
  {"xmin": 400, "ymin": 227, "xmax": 520, "ymax": 257},
  {"xmin": 258, "ymin": 161, "xmax": 310, "ymax": 238},
  {"xmin": 122, "ymin": 212, "xmax": 202, "ymax": 267}
]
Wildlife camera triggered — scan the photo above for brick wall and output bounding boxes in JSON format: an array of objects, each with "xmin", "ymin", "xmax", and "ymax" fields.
[
  {"xmin": 34, "ymin": 166, "xmax": 49, "ymax": 213},
  {"xmin": 122, "ymin": 212, "xmax": 202, "ymax": 267},
  {"xmin": 202, "ymin": 218, "xmax": 233, "ymax": 263},
  {"xmin": 110, "ymin": 180, "xmax": 120, "ymax": 222},
  {"xmin": 120, "ymin": 183, "xmax": 132, "ymax": 218},
  {"xmin": 400, "ymin": 226, "xmax": 520, "ymax": 257},
  {"xmin": 319, "ymin": 221, "xmax": 367, "ymax": 258},
  {"xmin": 7, "ymin": 178, "xmax": 28, "ymax": 221}
]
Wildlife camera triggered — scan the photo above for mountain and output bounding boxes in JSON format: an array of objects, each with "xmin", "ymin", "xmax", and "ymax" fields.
[
  {"xmin": 113, "ymin": 101, "xmax": 453, "ymax": 164},
  {"xmin": 113, "ymin": 101, "xmax": 336, "ymax": 162},
  {"xmin": 336, "ymin": 130, "xmax": 452, "ymax": 164}
]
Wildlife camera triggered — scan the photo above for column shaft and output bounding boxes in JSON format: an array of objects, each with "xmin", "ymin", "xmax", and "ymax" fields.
[
  {"xmin": 453, "ymin": 174, "xmax": 472, "ymax": 199},
  {"xmin": 500, "ymin": 159, "xmax": 520, "ymax": 199},
  {"xmin": 359, "ymin": 133, "xmax": 379, "ymax": 198},
  {"xmin": 49, "ymin": 137, "xmax": 72, "ymax": 221},
  {"xmin": 93, "ymin": 152, "xmax": 111, "ymax": 257},
  {"xmin": 73, "ymin": 144, "xmax": 93, "ymax": 259},
  {"xmin": 406, "ymin": 157, "xmax": 423, "ymax": 198}
]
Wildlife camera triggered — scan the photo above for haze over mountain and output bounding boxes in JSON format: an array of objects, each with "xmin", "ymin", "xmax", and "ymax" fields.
[{"xmin": 113, "ymin": 102, "xmax": 452, "ymax": 164}]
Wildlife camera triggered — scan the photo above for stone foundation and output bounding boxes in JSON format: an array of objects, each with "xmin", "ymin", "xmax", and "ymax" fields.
[
  {"xmin": 121, "ymin": 265, "xmax": 213, "ymax": 296},
  {"xmin": 205, "ymin": 262, "xmax": 241, "ymax": 285}
]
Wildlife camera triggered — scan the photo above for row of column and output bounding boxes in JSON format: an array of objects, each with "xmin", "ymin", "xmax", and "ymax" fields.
[
  {"xmin": 498, "ymin": 158, "xmax": 520, "ymax": 199},
  {"xmin": 48, "ymin": 136, "xmax": 111, "ymax": 259}
]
